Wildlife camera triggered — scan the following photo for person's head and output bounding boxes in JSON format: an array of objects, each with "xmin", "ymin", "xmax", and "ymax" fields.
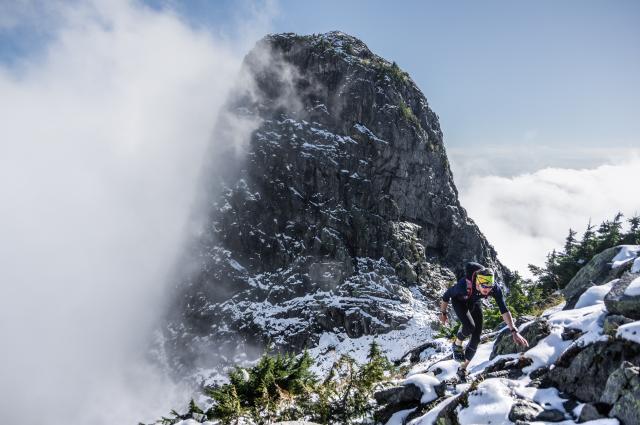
[
  {"xmin": 464, "ymin": 262, "xmax": 484, "ymax": 281},
  {"xmin": 474, "ymin": 267, "xmax": 495, "ymax": 296}
]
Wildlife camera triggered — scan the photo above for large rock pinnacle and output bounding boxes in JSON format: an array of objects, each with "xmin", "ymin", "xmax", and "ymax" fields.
[{"xmin": 162, "ymin": 31, "xmax": 504, "ymax": 377}]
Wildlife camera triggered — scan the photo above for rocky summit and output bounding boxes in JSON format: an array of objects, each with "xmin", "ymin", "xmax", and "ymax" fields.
[{"xmin": 160, "ymin": 31, "xmax": 503, "ymax": 379}]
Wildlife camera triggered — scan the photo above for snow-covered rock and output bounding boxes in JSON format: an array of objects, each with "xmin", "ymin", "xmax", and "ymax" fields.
[
  {"xmin": 605, "ymin": 273, "xmax": 640, "ymax": 320},
  {"xmin": 562, "ymin": 246, "xmax": 629, "ymax": 309}
]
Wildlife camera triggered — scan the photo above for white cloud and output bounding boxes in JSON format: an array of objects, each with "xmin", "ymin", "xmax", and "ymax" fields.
[
  {"xmin": 0, "ymin": 1, "xmax": 272, "ymax": 424},
  {"xmin": 458, "ymin": 155, "xmax": 640, "ymax": 276}
]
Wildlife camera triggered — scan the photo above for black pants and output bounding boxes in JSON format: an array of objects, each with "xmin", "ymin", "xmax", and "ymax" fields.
[{"xmin": 452, "ymin": 299, "xmax": 483, "ymax": 361}]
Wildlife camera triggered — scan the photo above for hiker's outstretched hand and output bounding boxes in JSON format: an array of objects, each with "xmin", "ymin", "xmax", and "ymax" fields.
[
  {"xmin": 439, "ymin": 312, "xmax": 448, "ymax": 325},
  {"xmin": 512, "ymin": 331, "xmax": 529, "ymax": 348}
]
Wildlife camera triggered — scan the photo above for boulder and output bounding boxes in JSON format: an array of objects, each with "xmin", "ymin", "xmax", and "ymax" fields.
[
  {"xmin": 535, "ymin": 408, "xmax": 566, "ymax": 422},
  {"xmin": 561, "ymin": 327, "xmax": 584, "ymax": 341},
  {"xmin": 577, "ymin": 403, "xmax": 606, "ymax": 422},
  {"xmin": 374, "ymin": 383, "xmax": 423, "ymax": 406},
  {"xmin": 544, "ymin": 339, "xmax": 640, "ymax": 403},
  {"xmin": 604, "ymin": 273, "xmax": 640, "ymax": 320},
  {"xmin": 603, "ymin": 314, "xmax": 634, "ymax": 336},
  {"xmin": 563, "ymin": 246, "xmax": 627, "ymax": 309},
  {"xmin": 600, "ymin": 361, "xmax": 640, "ymax": 425},
  {"xmin": 483, "ymin": 356, "xmax": 533, "ymax": 380},
  {"xmin": 490, "ymin": 318, "xmax": 550, "ymax": 360},
  {"xmin": 374, "ymin": 382, "xmax": 445, "ymax": 424},
  {"xmin": 509, "ymin": 399, "xmax": 544, "ymax": 422}
]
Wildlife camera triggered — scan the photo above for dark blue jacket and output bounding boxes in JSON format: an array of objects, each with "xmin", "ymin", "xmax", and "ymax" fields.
[{"xmin": 442, "ymin": 277, "xmax": 509, "ymax": 314}]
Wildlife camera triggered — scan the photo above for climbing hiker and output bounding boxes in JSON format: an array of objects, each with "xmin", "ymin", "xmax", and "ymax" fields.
[{"xmin": 439, "ymin": 262, "xmax": 529, "ymax": 381}]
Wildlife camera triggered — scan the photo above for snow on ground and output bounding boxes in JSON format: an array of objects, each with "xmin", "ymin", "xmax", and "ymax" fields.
[
  {"xmin": 523, "ymin": 327, "xmax": 572, "ymax": 374},
  {"xmin": 546, "ymin": 302, "xmax": 608, "ymax": 347},
  {"xmin": 632, "ymin": 257, "xmax": 640, "ymax": 273},
  {"xmin": 611, "ymin": 245, "xmax": 640, "ymax": 268},
  {"xmin": 616, "ymin": 320, "xmax": 640, "ymax": 344},
  {"xmin": 514, "ymin": 384, "xmax": 569, "ymax": 412},
  {"xmin": 466, "ymin": 340, "xmax": 518, "ymax": 377},
  {"xmin": 575, "ymin": 280, "xmax": 616, "ymax": 308},
  {"xmin": 403, "ymin": 374, "xmax": 441, "ymax": 403},
  {"xmin": 307, "ymin": 287, "xmax": 439, "ymax": 377},
  {"xmin": 426, "ymin": 359, "xmax": 459, "ymax": 381},
  {"xmin": 386, "ymin": 407, "xmax": 418, "ymax": 425},
  {"xmin": 624, "ymin": 275, "xmax": 640, "ymax": 296},
  {"xmin": 541, "ymin": 300, "xmax": 567, "ymax": 317},
  {"xmin": 174, "ymin": 271, "xmax": 636, "ymax": 425},
  {"xmin": 529, "ymin": 420, "xmax": 619, "ymax": 425},
  {"xmin": 407, "ymin": 396, "xmax": 457, "ymax": 425},
  {"xmin": 456, "ymin": 378, "xmax": 515, "ymax": 425}
]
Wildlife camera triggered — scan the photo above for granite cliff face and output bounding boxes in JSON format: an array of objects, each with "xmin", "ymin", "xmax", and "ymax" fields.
[{"xmin": 162, "ymin": 31, "xmax": 504, "ymax": 377}]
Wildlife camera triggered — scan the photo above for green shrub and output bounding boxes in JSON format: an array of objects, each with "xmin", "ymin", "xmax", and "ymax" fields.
[
  {"xmin": 377, "ymin": 60, "xmax": 409, "ymax": 84},
  {"xmin": 142, "ymin": 341, "xmax": 396, "ymax": 425},
  {"xmin": 206, "ymin": 350, "xmax": 316, "ymax": 424},
  {"xmin": 311, "ymin": 341, "xmax": 394, "ymax": 423},
  {"xmin": 436, "ymin": 320, "xmax": 461, "ymax": 339},
  {"xmin": 398, "ymin": 99, "xmax": 420, "ymax": 126}
]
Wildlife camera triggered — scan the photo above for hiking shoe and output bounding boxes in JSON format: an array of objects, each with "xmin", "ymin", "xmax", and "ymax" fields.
[
  {"xmin": 457, "ymin": 367, "xmax": 468, "ymax": 383},
  {"xmin": 451, "ymin": 342, "xmax": 465, "ymax": 361}
]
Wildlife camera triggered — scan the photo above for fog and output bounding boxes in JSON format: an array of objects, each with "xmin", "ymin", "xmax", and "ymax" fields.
[
  {"xmin": 0, "ymin": 1, "xmax": 272, "ymax": 423},
  {"xmin": 454, "ymin": 152, "xmax": 640, "ymax": 276}
]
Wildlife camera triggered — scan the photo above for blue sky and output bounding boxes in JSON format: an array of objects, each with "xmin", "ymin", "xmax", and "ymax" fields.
[
  {"xmin": 2, "ymin": 0, "xmax": 638, "ymax": 157},
  {"xmin": 144, "ymin": 0, "xmax": 640, "ymax": 155}
]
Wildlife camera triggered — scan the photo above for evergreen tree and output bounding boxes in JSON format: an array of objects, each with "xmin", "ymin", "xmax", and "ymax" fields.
[
  {"xmin": 622, "ymin": 214, "xmax": 640, "ymax": 244},
  {"xmin": 563, "ymin": 228, "xmax": 578, "ymax": 255}
]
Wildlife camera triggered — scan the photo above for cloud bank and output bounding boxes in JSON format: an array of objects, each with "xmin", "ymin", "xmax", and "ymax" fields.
[
  {"xmin": 456, "ymin": 154, "xmax": 640, "ymax": 276},
  {"xmin": 0, "ymin": 1, "xmax": 271, "ymax": 424}
]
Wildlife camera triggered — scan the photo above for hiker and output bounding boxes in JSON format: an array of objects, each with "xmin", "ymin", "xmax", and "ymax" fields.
[{"xmin": 439, "ymin": 262, "xmax": 529, "ymax": 380}]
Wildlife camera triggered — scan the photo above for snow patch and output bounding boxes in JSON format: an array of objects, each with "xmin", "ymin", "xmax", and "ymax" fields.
[
  {"xmin": 575, "ymin": 280, "xmax": 616, "ymax": 308},
  {"xmin": 386, "ymin": 407, "xmax": 417, "ymax": 425},
  {"xmin": 611, "ymin": 245, "xmax": 640, "ymax": 268},
  {"xmin": 513, "ymin": 384, "xmax": 568, "ymax": 412},
  {"xmin": 353, "ymin": 123, "xmax": 389, "ymax": 144},
  {"xmin": 616, "ymin": 320, "xmax": 640, "ymax": 344},
  {"xmin": 403, "ymin": 374, "xmax": 440, "ymax": 404},
  {"xmin": 427, "ymin": 359, "xmax": 459, "ymax": 382},
  {"xmin": 632, "ymin": 257, "xmax": 640, "ymax": 273},
  {"xmin": 624, "ymin": 275, "xmax": 640, "ymax": 296},
  {"xmin": 407, "ymin": 396, "xmax": 456, "ymax": 425},
  {"xmin": 456, "ymin": 378, "xmax": 514, "ymax": 425},
  {"xmin": 523, "ymin": 327, "xmax": 572, "ymax": 373}
]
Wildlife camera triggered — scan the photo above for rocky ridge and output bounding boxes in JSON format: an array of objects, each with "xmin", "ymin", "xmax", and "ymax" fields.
[
  {"xmin": 161, "ymin": 31, "xmax": 504, "ymax": 379},
  {"xmin": 154, "ymin": 244, "xmax": 640, "ymax": 424},
  {"xmin": 370, "ymin": 244, "xmax": 640, "ymax": 425}
]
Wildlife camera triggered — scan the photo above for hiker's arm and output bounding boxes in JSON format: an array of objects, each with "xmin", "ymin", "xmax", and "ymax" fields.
[
  {"xmin": 501, "ymin": 311, "xmax": 529, "ymax": 347},
  {"xmin": 439, "ymin": 300, "xmax": 449, "ymax": 324},
  {"xmin": 440, "ymin": 286, "xmax": 454, "ymax": 325},
  {"xmin": 501, "ymin": 310, "xmax": 517, "ymax": 332}
]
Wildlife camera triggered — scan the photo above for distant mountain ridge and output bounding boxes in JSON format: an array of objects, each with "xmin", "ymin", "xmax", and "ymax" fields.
[{"xmin": 161, "ymin": 31, "xmax": 506, "ymax": 379}]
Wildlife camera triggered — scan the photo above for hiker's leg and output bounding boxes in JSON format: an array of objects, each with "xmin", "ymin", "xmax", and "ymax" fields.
[
  {"xmin": 464, "ymin": 303, "xmax": 484, "ymax": 361},
  {"xmin": 452, "ymin": 300, "xmax": 475, "ymax": 342}
]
